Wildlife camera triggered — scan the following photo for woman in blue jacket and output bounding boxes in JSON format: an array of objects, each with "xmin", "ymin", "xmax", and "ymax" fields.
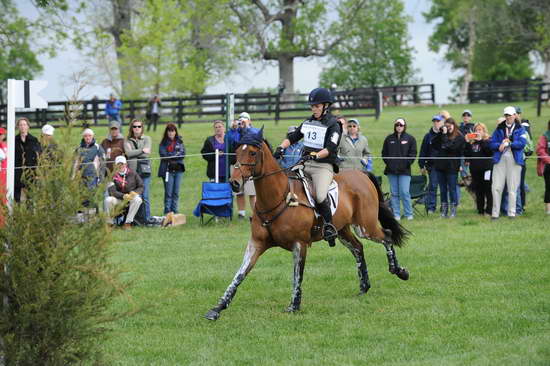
[{"xmin": 158, "ymin": 123, "xmax": 186, "ymax": 214}]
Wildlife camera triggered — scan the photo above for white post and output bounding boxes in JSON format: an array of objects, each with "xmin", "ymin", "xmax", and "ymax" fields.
[
  {"xmin": 6, "ymin": 79, "xmax": 16, "ymax": 208},
  {"xmin": 215, "ymin": 149, "xmax": 219, "ymax": 183}
]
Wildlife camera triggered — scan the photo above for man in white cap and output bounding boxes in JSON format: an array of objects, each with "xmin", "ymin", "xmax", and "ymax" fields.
[
  {"xmin": 104, "ymin": 155, "xmax": 143, "ymax": 229},
  {"xmin": 235, "ymin": 111, "xmax": 257, "ymax": 219},
  {"xmin": 40, "ymin": 124, "xmax": 58, "ymax": 159},
  {"xmin": 489, "ymin": 106, "xmax": 527, "ymax": 219}
]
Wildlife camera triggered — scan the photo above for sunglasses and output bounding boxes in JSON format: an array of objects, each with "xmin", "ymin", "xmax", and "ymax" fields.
[
  {"xmin": 395, "ymin": 123, "xmax": 405, "ymax": 127},
  {"xmin": 132, "ymin": 125, "xmax": 143, "ymax": 129},
  {"xmin": 347, "ymin": 125, "xmax": 357, "ymax": 128}
]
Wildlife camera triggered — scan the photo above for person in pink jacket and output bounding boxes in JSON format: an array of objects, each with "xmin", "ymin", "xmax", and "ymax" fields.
[{"xmin": 536, "ymin": 119, "xmax": 550, "ymax": 215}]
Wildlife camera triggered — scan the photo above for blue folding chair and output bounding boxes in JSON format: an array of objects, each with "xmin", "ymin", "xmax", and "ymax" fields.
[{"xmin": 193, "ymin": 182, "xmax": 233, "ymax": 224}]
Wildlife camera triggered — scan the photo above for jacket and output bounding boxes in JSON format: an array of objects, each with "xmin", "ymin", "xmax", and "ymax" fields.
[
  {"xmin": 464, "ymin": 139, "xmax": 493, "ymax": 172},
  {"xmin": 75, "ymin": 139, "xmax": 105, "ymax": 188},
  {"xmin": 381, "ymin": 132, "xmax": 417, "ymax": 175},
  {"xmin": 108, "ymin": 168, "xmax": 144, "ymax": 199},
  {"xmin": 158, "ymin": 136, "xmax": 186, "ymax": 178},
  {"xmin": 338, "ymin": 132, "xmax": 371, "ymax": 170},
  {"xmin": 536, "ymin": 132, "xmax": 550, "ymax": 176},
  {"xmin": 432, "ymin": 132, "xmax": 465, "ymax": 173},
  {"xmin": 201, "ymin": 136, "xmax": 236, "ymax": 180},
  {"xmin": 280, "ymin": 141, "xmax": 304, "ymax": 169},
  {"xmin": 288, "ymin": 112, "xmax": 342, "ymax": 171},
  {"xmin": 489, "ymin": 120, "xmax": 527, "ymax": 166},
  {"xmin": 101, "ymin": 133, "xmax": 126, "ymax": 173},
  {"xmin": 418, "ymin": 128, "xmax": 441, "ymax": 170},
  {"xmin": 105, "ymin": 99, "xmax": 122, "ymax": 117},
  {"xmin": 125, "ymin": 135, "xmax": 152, "ymax": 174},
  {"xmin": 14, "ymin": 133, "xmax": 41, "ymax": 188}
]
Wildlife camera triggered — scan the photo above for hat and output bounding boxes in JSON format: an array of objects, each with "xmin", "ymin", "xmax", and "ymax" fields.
[
  {"xmin": 348, "ymin": 118, "xmax": 360, "ymax": 126},
  {"xmin": 432, "ymin": 115, "xmax": 443, "ymax": 121},
  {"xmin": 0, "ymin": 127, "xmax": 6, "ymax": 135},
  {"xmin": 41, "ymin": 124, "xmax": 55, "ymax": 136},
  {"xmin": 82, "ymin": 128, "xmax": 94, "ymax": 136},
  {"xmin": 239, "ymin": 112, "xmax": 251, "ymax": 120},
  {"xmin": 514, "ymin": 106, "xmax": 522, "ymax": 114},
  {"xmin": 462, "ymin": 109, "xmax": 472, "ymax": 116},
  {"xmin": 503, "ymin": 106, "xmax": 516, "ymax": 116},
  {"xmin": 115, "ymin": 155, "xmax": 127, "ymax": 165},
  {"xmin": 109, "ymin": 121, "xmax": 120, "ymax": 129},
  {"xmin": 287, "ymin": 126, "xmax": 297, "ymax": 134},
  {"xmin": 394, "ymin": 118, "xmax": 406, "ymax": 125}
]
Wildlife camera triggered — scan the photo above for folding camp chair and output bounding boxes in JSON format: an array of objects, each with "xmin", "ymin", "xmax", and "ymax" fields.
[
  {"xmin": 193, "ymin": 182, "xmax": 233, "ymax": 224},
  {"xmin": 409, "ymin": 175, "xmax": 428, "ymax": 216}
]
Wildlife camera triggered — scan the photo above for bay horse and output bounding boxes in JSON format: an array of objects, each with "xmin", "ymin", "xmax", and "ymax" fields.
[{"xmin": 205, "ymin": 128, "xmax": 409, "ymax": 321}]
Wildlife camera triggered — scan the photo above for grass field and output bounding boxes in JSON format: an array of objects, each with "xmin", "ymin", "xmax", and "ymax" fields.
[{"xmin": 85, "ymin": 102, "xmax": 550, "ymax": 364}]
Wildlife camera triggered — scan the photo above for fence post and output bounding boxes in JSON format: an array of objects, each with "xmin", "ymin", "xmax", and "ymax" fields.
[
  {"xmin": 275, "ymin": 92, "xmax": 281, "ymax": 125},
  {"xmin": 413, "ymin": 85, "xmax": 419, "ymax": 104},
  {"xmin": 244, "ymin": 93, "xmax": 248, "ymax": 112},
  {"xmin": 431, "ymin": 84, "xmax": 435, "ymax": 104},
  {"xmin": 91, "ymin": 98, "xmax": 98, "ymax": 125},
  {"xmin": 537, "ymin": 84, "xmax": 543, "ymax": 117},
  {"xmin": 392, "ymin": 86, "xmax": 397, "ymax": 105},
  {"xmin": 221, "ymin": 94, "xmax": 226, "ymax": 119},
  {"xmin": 129, "ymin": 101, "xmax": 135, "ymax": 121},
  {"xmin": 267, "ymin": 93, "xmax": 272, "ymax": 116},
  {"xmin": 35, "ymin": 108, "xmax": 40, "ymax": 128},
  {"xmin": 375, "ymin": 90, "xmax": 382, "ymax": 120},
  {"xmin": 177, "ymin": 98, "xmax": 183, "ymax": 127}
]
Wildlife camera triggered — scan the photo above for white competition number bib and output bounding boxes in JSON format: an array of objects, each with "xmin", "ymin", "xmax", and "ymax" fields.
[{"xmin": 302, "ymin": 123, "xmax": 328, "ymax": 150}]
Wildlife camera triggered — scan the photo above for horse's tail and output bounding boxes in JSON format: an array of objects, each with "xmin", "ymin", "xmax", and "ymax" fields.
[{"xmin": 365, "ymin": 172, "xmax": 410, "ymax": 248}]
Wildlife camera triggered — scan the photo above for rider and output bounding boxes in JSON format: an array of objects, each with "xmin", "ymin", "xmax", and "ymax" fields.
[{"xmin": 273, "ymin": 87, "xmax": 342, "ymax": 247}]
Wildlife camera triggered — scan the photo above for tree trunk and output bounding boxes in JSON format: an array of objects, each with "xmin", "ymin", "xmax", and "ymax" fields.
[
  {"xmin": 543, "ymin": 50, "xmax": 550, "ymax": 83},
  {"xmin": 278, "ymin": 55, "xmax": 294, "ymax": 97},
  {"xmin": 459, "ymin": 6, "xmax": 477, "ymax": 104},
  {"xmin": 109, "ymin": 0, "xmax": 133, "ymax": 96}
]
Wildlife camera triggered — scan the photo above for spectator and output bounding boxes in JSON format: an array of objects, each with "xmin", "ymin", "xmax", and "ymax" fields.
[
  {"xmin": 338, "ymin": 118, "xmax": 371, "ymax": 171},
  {"xmin": 235, "ymin": 111, "xmax": 258, "ymax": 219},
  {"xmin": 14, "ymin": 117, "xmax": 41, "ymax": 202},
  {"xmin": 201, "ymin": 120, "xmax": 235, "ymax": 182},
  {"xmin": 74, "ymin": 128, "xmax": 105, "ymax": 191},
  {"xmin": 101, "ymin": 121, "xmax": 126, "ymax": 174},
  {"xmin": 419, "ymin": 115, "xmax": 444, "ymax": 214},
  {"xmin": 381, "ymin": 118, "xmax": 417, "ymax": 221},
  {"xmin": 515, "ymin": 106, "xmax": 532, "ymax": 138},
  {"xmin": 464, "ymin": 123, "xmax": 493, "ymax": 216},
  {"xmin": 514, "ymin": 106, "xmax": 534, "ymax": 213},
  {"xmin": 278, "ymin": 126, "xmax": 304, "ymax": 169},
  {"xmin": 536, "ymin": 119, "xmax": 550, "ymax": 215},
  {"xmin": 439, "ymin": 110, "xmax": 451, "ymax": 122},
  {"xmin": 105, "ymin": 94, "xmax": 123, "ymax": 126},
  {"xmin": 0, "ymin": 127, "xmax": 7, "ymax": 192},
  {"xmin": 146, "ymin": 95, "xmax": 162, "ymax": 132},
  {"xmin": 489, "ymin": 106, "xmax": 527, "ymax": 219},
  {"xmin": 433, "ymin": 118, "xmax": 465, "ymax": 218},
  {"xmin": 40, "ymin": 124, "xmax": 59, "ymax": 162},
  {"xmin": 227, "ymin": 119, "xmax": 241, "ymax": 148},
  {"xmin": 158, "ymin": 123, "xmax": 186, "ymax": 214},
  {"xmin": 104, "ymin": 155, "xmax": 143, "ymax": 229},
  {"xmin": 125, "ymin": 119, "xmax": 152, "ymax": 222},
  {"xmin": 459, "ymin": 109, "xmax": 475, "ymax": 135}
]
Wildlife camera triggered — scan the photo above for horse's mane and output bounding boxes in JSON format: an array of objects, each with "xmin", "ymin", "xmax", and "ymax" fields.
[{"xmin": 262, "ymin": 139, "xmax": 273, "ymax": 153}]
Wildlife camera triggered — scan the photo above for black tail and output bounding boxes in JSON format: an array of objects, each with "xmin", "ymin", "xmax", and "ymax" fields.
[{"xmin": 365, "ymin": 172, "xmax": 410, "ymax": 247}]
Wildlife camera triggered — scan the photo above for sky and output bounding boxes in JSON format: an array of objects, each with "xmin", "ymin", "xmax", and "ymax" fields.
[{"xmin": 29, "ymin": 0, "xmax": 459, "ymax": 104}]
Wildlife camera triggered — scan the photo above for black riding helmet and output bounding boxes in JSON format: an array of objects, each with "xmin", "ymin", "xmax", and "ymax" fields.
[{"xmin": 308, "ymin": 87, "xmax": 333, "ymax": 105}]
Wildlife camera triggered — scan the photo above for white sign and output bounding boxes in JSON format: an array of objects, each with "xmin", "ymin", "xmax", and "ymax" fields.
[{"xmin": 12, "ymin": 80, "xmax": 48, "ymax": 109}]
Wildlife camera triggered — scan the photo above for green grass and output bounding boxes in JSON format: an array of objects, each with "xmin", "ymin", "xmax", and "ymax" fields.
[{"xmin": 54, "ymin": 102, "xmax": 550, "ymax": 364}]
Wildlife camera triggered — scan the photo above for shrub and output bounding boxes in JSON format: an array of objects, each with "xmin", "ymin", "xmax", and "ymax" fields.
[{"xmin": 0, "ymin": 128, "xmax": 129, "ymax": 365}]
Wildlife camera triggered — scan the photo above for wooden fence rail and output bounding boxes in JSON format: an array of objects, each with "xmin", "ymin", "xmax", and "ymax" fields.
[{"xmin": 468, "ymin": 79, "xmax": 543, "ymax": 104}]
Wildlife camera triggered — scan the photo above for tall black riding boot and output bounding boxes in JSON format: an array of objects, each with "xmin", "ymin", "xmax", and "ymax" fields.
[{"xmin": 317, "ymin": 198, "xmax": 338, "ymax": 247}]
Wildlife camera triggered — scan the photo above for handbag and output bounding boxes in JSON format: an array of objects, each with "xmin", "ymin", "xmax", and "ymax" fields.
[{"xmin": 130, "ymin": 139, "xmax": 151, "ymax": 176}]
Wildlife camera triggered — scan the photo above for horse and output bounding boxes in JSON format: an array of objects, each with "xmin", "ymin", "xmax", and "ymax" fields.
[{"xmin": 205, "ymin": 128, "xmax": 410, "ymax": 321}]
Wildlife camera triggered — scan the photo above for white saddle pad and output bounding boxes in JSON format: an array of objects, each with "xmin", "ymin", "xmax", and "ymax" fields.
[{"xmin": 302, "ymin": 179, "xmax": 339, "ymax": 216}]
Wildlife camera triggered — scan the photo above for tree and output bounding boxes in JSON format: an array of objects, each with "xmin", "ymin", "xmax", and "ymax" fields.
[
  {"xmin": 319, "ymin": 0, "xmax": 416, "ymax": 89},
  {"xmin": 230, "ymin": 0, "xmax": 369, "ymax": 95}
]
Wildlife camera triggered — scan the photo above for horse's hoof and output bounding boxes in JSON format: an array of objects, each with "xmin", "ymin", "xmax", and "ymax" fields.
[
  {"xmin": 396, "ymin": 268, "xmax": 409, "ymax": 281},
  {"xmin": 205, "ymin": 309, "xmax": 220, "ymax": 321}
]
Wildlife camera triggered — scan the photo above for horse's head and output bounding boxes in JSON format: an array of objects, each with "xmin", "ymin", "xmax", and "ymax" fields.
[{"xmin": 230, "ymin": 127, "xmax": 266, "ymax": 193}]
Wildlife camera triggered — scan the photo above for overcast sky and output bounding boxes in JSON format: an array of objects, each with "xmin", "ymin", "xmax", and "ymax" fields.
[{"xmin": 31, "ymin": 0, "xmax": 459, "ymax": 103}]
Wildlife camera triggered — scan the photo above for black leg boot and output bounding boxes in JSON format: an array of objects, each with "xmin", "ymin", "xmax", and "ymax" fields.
[{"xmin": 317, "ymin": 198, "xmax": 338, "ymax": 247}]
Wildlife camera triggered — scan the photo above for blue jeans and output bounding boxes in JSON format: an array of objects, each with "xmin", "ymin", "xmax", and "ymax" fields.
[
  {"xmin": 426, "ymin": 169, "xmax": 439, "ymax": 212},
  {"xmin": 141, "ymin": 174, "xmax": 151, "ymax": 220},
  {"xmin": 163, "ymin": 172, "xmax": 183, "ymax": 214},
  {"xmin": 437, "ymin": 170, "xmax": 458, "ymax": 205},
  {"xmin": 388, "ymin": 174, "xmax": 412, "ymax": 218}
]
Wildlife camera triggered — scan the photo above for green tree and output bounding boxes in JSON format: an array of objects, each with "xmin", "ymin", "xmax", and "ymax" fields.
[
  {"xmin": 230, "ymin": 0, "xmax": 369, "ymax": 95},
  {"xmin": 319, "ymin": 0, "xmax": 415, "ymax": 89}
]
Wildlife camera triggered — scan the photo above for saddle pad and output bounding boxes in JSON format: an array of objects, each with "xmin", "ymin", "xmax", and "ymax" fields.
[{"xmin": 302, "ymin": 178, "xmax": 339, "ymax": 216}]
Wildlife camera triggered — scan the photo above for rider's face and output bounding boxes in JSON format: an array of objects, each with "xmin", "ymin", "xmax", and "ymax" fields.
[{"xmin": 311, "ymin": 103, "xmax": 324, "ymax": 119}]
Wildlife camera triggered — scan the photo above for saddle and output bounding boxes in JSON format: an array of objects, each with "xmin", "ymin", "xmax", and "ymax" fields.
[{"xmin": 287, "ymin": 167, "xmax": 339, "ymax": 217}]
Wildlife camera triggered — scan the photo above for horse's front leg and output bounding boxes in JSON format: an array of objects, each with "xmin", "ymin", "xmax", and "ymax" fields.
[
  {"xmin": 285, "ymin": 242, "xmax": 308, "ymax": 313},
  {"xmin": 382, "ymin": 230, "xmax": 409, "ymax": 281},
  {"xmin": 205, "ymin": 239, "xmax": 265, "ymax": 321}
]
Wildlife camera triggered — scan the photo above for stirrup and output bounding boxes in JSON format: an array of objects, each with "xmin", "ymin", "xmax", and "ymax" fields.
[{"xmin": 323, "ymin": 223, "xmax": 338, "ymax": 247}]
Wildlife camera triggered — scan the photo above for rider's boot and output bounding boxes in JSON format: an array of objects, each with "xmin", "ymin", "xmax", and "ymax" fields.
[{"xmin": 317, "ymin": 198, "xmax": 338, "ymax": 247}]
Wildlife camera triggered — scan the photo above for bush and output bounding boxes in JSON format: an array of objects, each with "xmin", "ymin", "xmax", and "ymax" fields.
[{"xmin": 0, "ymin": 128, "xmax": 129, "ymax": 365}]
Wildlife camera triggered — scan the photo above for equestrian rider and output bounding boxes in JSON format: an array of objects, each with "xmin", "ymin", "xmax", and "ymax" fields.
[{"xmin": 273, "ymin": 87, "xmax": 342, "ymax": 247}]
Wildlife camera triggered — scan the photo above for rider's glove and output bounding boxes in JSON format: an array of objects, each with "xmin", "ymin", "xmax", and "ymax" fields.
[
  {"xmin": 302, "ymin": 152, "xmax": 317, "ymax": 162},
  {"xmin": 273, "ymin": 146, "xmax": 284, "ymax": 159}
]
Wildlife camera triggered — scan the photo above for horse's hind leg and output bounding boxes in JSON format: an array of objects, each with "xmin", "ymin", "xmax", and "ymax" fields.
[
  {"xmin": 286, "ymin": 242, "xmax": 308, "ymax": 312},
  {"xmin": 205, "ymin": 239, "xmax": 266, "ymax": 321},
  {"xmin": 338, "ymin": 226, "xmax": 371, "ymax": 294},
  {"xmin": 381, "ymin": 231, "xmax": 409, "ymax": 281}
]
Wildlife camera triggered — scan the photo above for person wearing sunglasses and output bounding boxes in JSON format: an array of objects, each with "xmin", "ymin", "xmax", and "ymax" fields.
[
  {"xmin": 125, "ymin": 119, "xmax": 153, "ymax": 223},
  {"xmin": 381, "ymin": 118, "xmax": 417, "ymax": 221},
  {"xmin": 337, "ymin": 118, "xmax": 371, "ymax": 172}
]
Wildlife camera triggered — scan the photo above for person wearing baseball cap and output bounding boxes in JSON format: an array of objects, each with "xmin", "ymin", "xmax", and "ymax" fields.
[
  {"xmin": 104, "ymin": 154, "xmax": 144, "ymax": 229},
  {"xmin": 100, "ymin": 121, "xmax": 125, "ymax": 173},
  {"xmin": 235, "ymin": 111, "xmax": 258, "ymax": 219},
  {"xmin": 460, "ymin": 109, "xmax": 475, "ymax": 135},
  {"xmin": 75, "ymin": 128, "xmax": 105, "ymax": 192},
  {"xmin": 419, "ymin": 115, "xmax": 446, "ymax": 214},
  {"xmin": 40, "ymin": 124, "xmax": 58, "ymax": 159},
  {"xmin": 489, "ymin": 106, "xmax": 527, "ymax": 219},
  {"xmin": 337, "ymin": 118, "xmax": 371, "ymax": 172}
]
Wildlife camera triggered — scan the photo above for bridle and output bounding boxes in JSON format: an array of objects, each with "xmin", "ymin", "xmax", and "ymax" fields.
[{"xmin": 234, "ymin": 144, "xmax": 290, "ymax": 182}]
